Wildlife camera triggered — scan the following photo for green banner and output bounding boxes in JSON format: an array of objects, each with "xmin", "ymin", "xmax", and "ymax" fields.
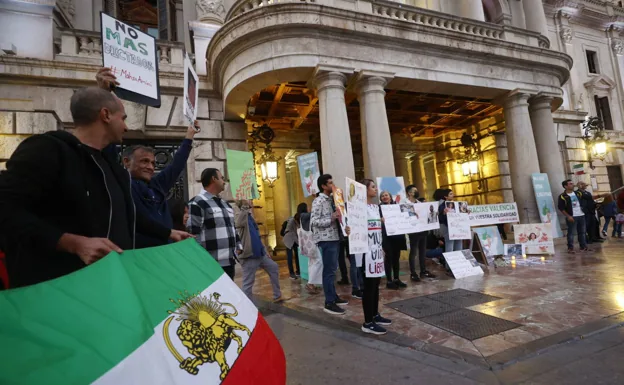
[{"xmin": 226, "ymin": 149, "xmax": 259, "ymax": 200}]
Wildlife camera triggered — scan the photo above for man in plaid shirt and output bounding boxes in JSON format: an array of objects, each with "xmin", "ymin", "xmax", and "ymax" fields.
[{"xmin": 188, "ymin": 168, "xmax": 242, "ymax": 279}]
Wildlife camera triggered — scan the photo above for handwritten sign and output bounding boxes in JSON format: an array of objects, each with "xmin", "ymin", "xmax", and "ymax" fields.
[
  {"xmin": 101, "ymin": 12, "xmax": 160, "ymax": 107},
  {"xmin": 444, "ymin": 250, "xmax": 484, "ymax": 279},
  {"xmin": 346, "ymin": 178, "xmax": 367, "ymax": 254},
  {"xmin": 183, "ymin": 52, "xmax": 198, "ymax": 124},
  {"xmin": 448, "ymin": 213, "xmax": 471, "ymax": 240},
  {"xmin": 381, "ymin": 202, "xmax": 440, "ymax": 236},
  {"xmin": 364, "ymin": 205, "xmax": 385, "ymax": 278},
  {"xmin": 467, "ymin": 203, "xmax": 519, "ymax": 226},
  {"xmin": 332, "ymin": 186, "xmax": 347, "ymax": 237}
]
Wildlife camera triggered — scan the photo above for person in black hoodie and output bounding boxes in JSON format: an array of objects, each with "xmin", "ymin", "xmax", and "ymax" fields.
[{"xmin": 0, "ymin": 87, "xmax": 191, "ymax": 288}]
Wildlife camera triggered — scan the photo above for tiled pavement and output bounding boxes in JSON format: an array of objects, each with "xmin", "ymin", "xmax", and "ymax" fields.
[{"xmin": 234, "ymin": 238, "xmax": 624, "ymax": 366}]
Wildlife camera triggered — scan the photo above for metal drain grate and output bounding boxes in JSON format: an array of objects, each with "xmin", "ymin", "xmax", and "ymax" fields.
[
  {"xmin": 386, "ymin": 297, "xmax": 456, "ymax": 319},
  {"xmin": 419, "ymin": 308, "xmax": 521, "ymax": 341},
  {"xmin": 426, "ymin": 289, "xmax": 502, "ymax": 308}
]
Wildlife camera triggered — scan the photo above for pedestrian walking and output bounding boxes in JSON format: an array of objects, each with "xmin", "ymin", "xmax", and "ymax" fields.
[
  {"xmin": 295, "ymin": 203, "xmax": 323, "ymax": 294},
  {"xmin": 602, "ymin": 194, "xmax": 617, "ymax": 237},
  {"xmin": 558, "ymin": 179, "xmax": 589, "ymax": 253},
  {"xmin": 282, "ymin": 215, "xmax": 301, "ymax": 279},
  {"xmin": 188, "ymin": 168, "xmax": 243, "ymax": 279},
  {"xmin": 615, "ymin": 211, "xmax": 624, "ymax": 238},
  {"xmin": 436, "ymin": 188, "xmax": 463, "ymax": 253},
  {"xmin": 405, "ymin": 185, "xmax": 436, "ymax": 282},
  {"xmin": 235, "ymin": 200, "xmax": 282, "ymax": 302},
  {"xmin": 379, "ymin": 191, "xmax": 407, "ymax": 289}
]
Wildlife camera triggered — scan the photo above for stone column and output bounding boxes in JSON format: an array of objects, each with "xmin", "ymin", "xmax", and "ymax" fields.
[
  {"xmin": 529, "ymin": 95, "xmax": 566, "ymax": 194},
  {"xmin": 503, "ymin": 92, "xmax": 542, "ymax": 224},
  {"xmin": 523, "ymin": 0, "xmax": 549, "ymax": 38},
  {"xmin": 310, "ymin": 67, "xmax": 356, "ymax": 191},
  {"xmin": 456, "ymin": 0, "xmax": 485, "ymax": 22},
  {"xmin": 355, "ymin": 72, "xmax": 396, "ymax": 178}
]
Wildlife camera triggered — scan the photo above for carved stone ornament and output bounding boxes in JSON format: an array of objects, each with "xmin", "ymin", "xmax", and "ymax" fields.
[
  {"xmin": 196, "ymin": 0, "xmax": 226, "ymax": 23},
  {"xmin": 613, "ymin": 39, "xmax": 624, "ymax": 56},
  {"xmin": 57, "ymin": 0, "xmax": 75, "ymax": 21},
  {"xmin": 560, "ymin": 27, "xmax": 573, "ymax": 44}
]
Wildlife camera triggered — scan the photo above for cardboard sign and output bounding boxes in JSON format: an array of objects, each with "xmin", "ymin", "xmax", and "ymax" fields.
[
  {"xmin": 467, "ymin": 203, "xmax": 520, "ymax": 226},
  {"xmin": 332, "ymin": 186, "xmax": 347, "ymax": 237},
  {"xmin": 380, "ymin": 202, "xmax": 440, "ymax": 236},
  {"xmin": 100, "ymin": 13, "xmax": 160, "ymax": 107},
  {"xmin": 297, "ymin": 153, "xmax": 320, "ymax": 198},
  {"xmin": 448, "ymin": 213, "xmax": 471, "ymax": 240},
  {"xmin": 346, "ymin": 178, "xmax": 368, "ymax": 255},
  {"xmin": 444, "ymin": 250, "xmax": 484, "ymax": 279},
  {"xmin": 183, "ymin": 52, "xmax": 198, "ymax": 124}
]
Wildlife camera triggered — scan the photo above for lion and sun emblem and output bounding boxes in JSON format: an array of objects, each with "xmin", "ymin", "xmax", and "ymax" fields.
[{"xmin": 162, "ymin": 291, "xmax": 251, "ymax": 380}]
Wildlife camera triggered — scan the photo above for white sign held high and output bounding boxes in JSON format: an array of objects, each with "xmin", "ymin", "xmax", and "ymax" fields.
[
  {"xmin": 183, "ymin": 53, "xmax": 199, "ymax": 124},
  {"xmin": 346, "ymin": 178, "xmax": 368, "ymax": 255}
]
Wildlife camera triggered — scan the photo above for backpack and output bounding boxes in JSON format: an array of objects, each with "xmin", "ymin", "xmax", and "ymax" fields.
[{"xmin": 280, "ymin": 219, "xmax": 289, "ymax": 237}]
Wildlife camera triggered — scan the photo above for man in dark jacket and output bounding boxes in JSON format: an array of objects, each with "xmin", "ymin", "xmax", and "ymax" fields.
[
  {"xmin": 0, "ymin": 87, "xmax": 191, "ymax": 288},
  {"xmin": 558, "ymin": 179, "xmax": 588, "ymax": 253},
  {"xmin": 577, "ymin": 181, "xmax": 604, "ymax": 243}
]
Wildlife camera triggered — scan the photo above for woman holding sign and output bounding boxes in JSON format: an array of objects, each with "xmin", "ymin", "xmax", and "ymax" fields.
[
  {"xmin": 355, "ymin": 180, "xmax": 393, "ymax": 335},
  {"xmin": 380, "ymin": 191, "xmax": 407, "ymax": 289},
  {"xmin": 437, "ymin": 189, "xmax": 463, "ymax": 252}
]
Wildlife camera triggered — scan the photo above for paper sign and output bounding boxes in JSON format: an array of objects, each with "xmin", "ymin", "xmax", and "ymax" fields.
[
  {"xmin": 183, "ymin": 53, "xmax": 198, "ymax": 124},
  {"xmin": 377, "ymin": 177, "xmax": 407, "ymax": 204},
  {"xmin": 364, "ymin": 213, "xmax": 385, "ymax": 278},
  {"xmin": 332, "ymin": 186, "xmax": 347, "ymax": 237},
  {"xmin": 100, "ymin": 13, "xmax": 160, "ymax": 107},
  {"xmin": 380, "ymin": 202, "xmax": 440, "ymax": 236},
  {"xmin": 225, "ymin": 150, "xmax": 259, "ymax": 200},
  {"xmin": 467, "ymin": 203, "xmax": 520, "ymax": 226},
  {"xmin": 346, "ymin": 178, "xmax": 368, "ymax": 254},
  {"xmin": 443, "ymin": 250, "xmax": 484, "ymax": 279},
  {"xmin": 448, "ymin": 213, "xmax": 471, "ymax": 240},
  {"xmin": 297, "ymin": 153, "xmax": 320, "ymax": 198},
  {"xmin": 531, "ymin": 173, "xmax": 563, "ymax": 238},
  {"xmin": 514, "ymin": 223, "xmax": 554, "ymax": 254}
]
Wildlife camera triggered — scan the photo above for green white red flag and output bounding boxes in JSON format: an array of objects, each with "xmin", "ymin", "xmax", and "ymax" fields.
[{"xmin": 0, "ymin": 239, "xmax": 286, "ymax": 384}]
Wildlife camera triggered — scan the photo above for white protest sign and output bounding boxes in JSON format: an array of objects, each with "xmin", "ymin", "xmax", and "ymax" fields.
[
  {"xmin": 183, "ymin": 52, "xmax": 199, "ymax": 124},
  {"xmin": 101, "ymin": 13, "xmax": 160, "ymax": 106},
  {"xmin": 443, "ymin": 250, "xmax": 484, "ymax": 279},
  {"xmin": 467, "ymin": 203, "xmax": 519, "ymax": 227},
  {"xmin": 380, "ymin": 202, "xmax": 440, "ymax": 236},
  {"xmin": 364, "ymin": 212, "xmax": 385, "ymax": 278},
  {"xmin": 346, "ymin": 178, "xmax": 368, "ymax": 255},
  {"xmin": 448, "ymin": 213, "xmax": 471, "ymax": 240}
]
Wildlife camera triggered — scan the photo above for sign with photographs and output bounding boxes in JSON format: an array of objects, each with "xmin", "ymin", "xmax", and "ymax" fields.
[
  {"xmin": 380, "ymin": 202, "xmax": 440, "ymax": 236},
  {"xmin": 443, "ymin": 250, "xmax": 484, "ymax": 279},
  {"xmin": 513, "ymin": 223, "xmax": 554, "ymax": 255}
]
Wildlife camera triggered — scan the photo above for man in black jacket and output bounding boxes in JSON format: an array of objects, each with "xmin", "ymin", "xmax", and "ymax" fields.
[
  {"xmin": 558, "ymin": 179, "xmax": 588, "ymax": 253},
  {"xmin": 0, "ymin": 87, "xmax": 191, "ymax": 288},
  {"xmin": 578, "ymin": 181, "xmax": 604, "ymax": 244}
]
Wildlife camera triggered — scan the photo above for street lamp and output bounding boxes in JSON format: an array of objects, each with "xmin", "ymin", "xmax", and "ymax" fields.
[
  {"xmin": 461, "ymin": 158, "xmax": 479, "ymax": 177},
  {"xmin": 581, "ymin": 116, "xmax": 609, "ymax": 169},
  {"xmin": 250, "ymin": 123, "xmax": 281, "ymax": 188}
]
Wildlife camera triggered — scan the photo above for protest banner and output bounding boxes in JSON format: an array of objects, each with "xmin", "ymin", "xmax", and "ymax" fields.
[
  {"xmin": 443, "ymin": 250, "xmax": 484, "ymax": 279},
  {"xmin": 380, "ymin": 202, "xmax": 440, "ymax": 236},
  {"xmin": 514, "ymin": 223, "xmax": 554, "ymax": 255},
  {"xmin": 531, "ymin": 173, "xmax": 563, "ymax": 238},
  {"xmin": 100, "ymin": 13, "xmax": 160, "ymax": 107},
  {"xmin": 467, "ymin": 203, "xmax": 519, "ymax": 226},
  {"xmin": 183, "ymin": 52, "xmax": 198, "ymax": 124},
  {"xmin": 226, "ymin": 150, "xmax": 259, "ymax": 200},
  {"xmin": 332, "ymin": 185, "xmax": 347, "ymax": 236},
  {"xmin": 377, "ymin": 177, "xmax": 407, "ymax": 204},
  {"xmin": 297, "ymin": 153, "xmax": 320, "ymax": 197},
  {"xmin": 448, "ymin": 212, "xmax": 471, "ymax": 240},
  {"xmin": 0, "ymin": 240, "xmax": 286, "ymax": 384},
  {"xmin": 346, "ymin": 178, "xmax": 368, "ymax": 254},
  {"xmin": 364, "ymin": 214, "xmax": 385, "ymax": 278}
]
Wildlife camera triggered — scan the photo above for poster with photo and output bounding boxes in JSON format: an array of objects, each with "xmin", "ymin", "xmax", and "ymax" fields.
[
  {"xmin": 377, "ymin": 177, "xmax": 407, "ymax": 204},
  {"xmin": 514, "ymin": 223, "xmax": 554, "ymax": 255},
  {"xmin": 448, "ymin": 212, "xmax": 471, "ymax": 240},
  {"xmin": 473, "ymin": 226, "xmax": 504, "ymax": 258},
  {"xmin": 297, "ymin": 152, "xmax": 320, "ymax": 197},
  {"xmin": 504, "ymin": 244, "xmax": 524, "ymax": 257},
  {"xmin": 183, "ymin": 52, "xmax": 199, "ymax": 124},
  {"xmin": 443, "ymin": 250, "xmax": 484, "ymax": 279},
  {"xmin": 332, "ymin": 185, "xmax": 347, "ymax": 237},
  {"xmin": 381, "ymin": 202, "xmax": 440, "ymax": 236},
  {"xmin": 100, "ymin": 13, "xmax": 160, "ymax": 107},
  {"xmin": 346, "ymin": 178, "xmax": 368, "ymax": 255}
]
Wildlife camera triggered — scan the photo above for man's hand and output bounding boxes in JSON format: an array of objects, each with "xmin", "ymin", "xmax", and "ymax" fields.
[
  {"xmin": 236, "ymin": 249, "xmax": 243, "ymax": 255},
  {"xmin": 566, "ymin": 216, "xmax": 575, "ymax": 223},
  {"xmin": 345, "ymin": 226, "xmax": 351, "ymax": 236},
  {"xmin": 331, "ymin": 211, "xmax": 342, "ymax": 221},
  {"xmin": 57, "ymin": 233, "xmax": 122, "ymax": 265},
  {"xmin": 169, "ymin": 229, "xmax": 193, "ymax": 242},
  {"xmin": 96, "ymin": 67, "xmax": 120, "ymax": 91},
  {"xmin": 186, "ymin": 120, "xmax": 200, "ymax": 139}
]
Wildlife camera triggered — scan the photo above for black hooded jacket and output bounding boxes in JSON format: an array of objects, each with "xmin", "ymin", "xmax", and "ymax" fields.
[{"xmin": 0, "ymin": 131, "xmax": 170, "ymax": 288}]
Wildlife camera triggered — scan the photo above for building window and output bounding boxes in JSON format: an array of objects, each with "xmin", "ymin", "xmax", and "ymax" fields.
[
  {"xmin": 586, "ymin": 50, "xmax": 599, "ymax": 74},
  {"xmin": 594, "ymin": 95, "xmax": 614, "ymax": 131}
]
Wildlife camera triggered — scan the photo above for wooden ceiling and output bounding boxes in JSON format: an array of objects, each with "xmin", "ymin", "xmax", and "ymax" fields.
[{"xmin": 245, "ymin": 82, "xmax": 503, "ymax": 138}]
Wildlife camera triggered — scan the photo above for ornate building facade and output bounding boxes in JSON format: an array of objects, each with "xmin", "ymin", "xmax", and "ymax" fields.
[{"xmin": 1, "ymin": 0, "xmax": 624, "ymax": 252}]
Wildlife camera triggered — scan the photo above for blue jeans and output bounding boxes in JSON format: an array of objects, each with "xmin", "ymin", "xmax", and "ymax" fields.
[
  {"xmin": 567, "ymin": 216, "xmax": 587, "ymax": 250},
  {"xmin": 426, "ymin": 248, "xmax": 444, "ymax": 259},
  {"xmin": 318, "ymin": 241, "xmax": 339, "ymax": 305},
  {"xmin": 603, "ymin": 216, "xmax": 614, "ymax": 234},
  {"xmin": 349, "ymin": 254, "xmax": 363, "ymax": 291},
  {"xmin": 441, "ymin": 224, "xmax": 463, "ymax": 252}
]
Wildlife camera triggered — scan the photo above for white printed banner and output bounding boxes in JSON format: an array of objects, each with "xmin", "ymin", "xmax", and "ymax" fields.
[
  {"xmin": 467, "ymin": 203, "xmax": 519, "ymax": 227},
  {"xmin": 380, "ymin": 202, "xmax": 440, "ymax": 236}
]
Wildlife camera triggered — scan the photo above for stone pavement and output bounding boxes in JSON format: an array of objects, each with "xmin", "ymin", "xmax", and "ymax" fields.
[{"xmin": 235, "ymin": 237, "xmax": 624, "ymax": 368}]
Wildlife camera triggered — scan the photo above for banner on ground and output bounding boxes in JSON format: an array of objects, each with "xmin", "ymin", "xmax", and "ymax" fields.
[
  {"xmin": 377, "ymin": 177, "xmax": 408, "ymax": 204},
  {"xmin": 100, "ymin": 13, "xmax": 160, "ymax": 107},
  {"xmin": 183, "ymin": 52, "xmax": 198, "ymax": 124},
  {"xmin": 346, "ymin": 178, "xmax": 368, "ymax": 254},
  {"xmin": 443, "ymin": 250, "xmax": 484, "ymax": 279},
  {"xmin": 226, "ymin": 149, "xmax": 259, "ymax": 200},
  {"xmin": 467, "ymin": 203, "xmax": 519, "ymax": 226},
  {"xmin": 380, "ymin": 202, "xmax": 440, "ymax": 236},
  {"xmin": 513, "ymin": 223, "xmax": 555, "ymax": 255},
  {"xmin": 0, "ymin": 240, "xmax": 286, "ymax": 385},
  {"xmin": 448, "ymin": 212, "xmax": 471, "ymax": 240},
  {"xmin": 297, "ymin": 153, "xmax": 320, "ymax": 198},
  {"xmin": 531, "ymin": 173, "xmax": 564, "ymax": 238}
]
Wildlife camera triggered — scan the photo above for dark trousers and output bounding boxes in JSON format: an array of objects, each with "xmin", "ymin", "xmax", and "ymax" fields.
[
  {"xmin": 223, "ymin": 264, "xmax": 235, "ymax": 280},
  {"xmin": 360, "ymin": 267, "xmax": 380, "ymax": 323},
  {"xmin": 586, "ymin": 212, "xmax": 598, "ymax": 241},
  {"xmin": 408, "ymin": 232, "xmax": 427, "ymax": 275},
  {"xmin": 286, "ymin": 245, "xmax": 300, "ymax": 275},
  {"xmin": 384, "ymin": 248, "xmax": 401, "ymax": 281},
  {"xmin": 337, "ymin": 241, "xmax": 349, "ymax": 282},
  {"xmin": 318, "ymin": 241, "xmax": 339, "ymax": 305}
]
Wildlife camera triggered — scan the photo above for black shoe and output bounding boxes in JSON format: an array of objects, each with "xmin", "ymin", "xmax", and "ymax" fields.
[
  {"xmin": 410, "ymin": 274, "xmax": 421, "ymax": 282},
  {"xmin": 386, "ymin": 281, "xmax": 399, "ymax": 290},
  {"xmin": 421, "ymin": 270, "xmax": 437, "ymax": 279},
  {"xmin": 289, "ymin": 274, "xmax": 297, "ymax": 280},
  {"xmin": 373, "ymin": 314, "xmax": 392, "ymax": 326},
  {"xmin": 352, "ymin": 290, "xmax": 363, "ymax": 299},
  {"xmin": 394, "ymin": 279, "xmax": 407, "ymax": 288},
  {"xmin": 361, "ymin": 322, "xmax": 387, "ymax": 335},
  {"xmin": 324, "ymin": 303, "xmax": 346, "ymax": 315},
  {"xmin": 337, "ymin": 279, "xmax": 350, "ymax": 286},
  {"xmin": 296, "ymin": 274, "xmax": 301, "ymax": 278},
  {"xmin": 335, "ymin": 297, "xmax": 349, "ymax": 306}
]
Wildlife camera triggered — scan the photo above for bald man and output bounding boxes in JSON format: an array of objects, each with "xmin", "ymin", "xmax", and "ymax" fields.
[{"xmin": 0, "ymin": 87, "xmax": 191, "ymax": 288}]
